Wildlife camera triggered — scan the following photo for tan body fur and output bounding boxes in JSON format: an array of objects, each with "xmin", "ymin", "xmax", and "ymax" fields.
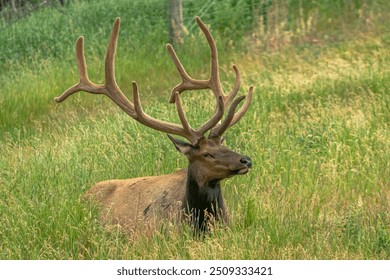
[{"xmin": 85, "ymin": 170, "xmax": 187, "ymax": 231}]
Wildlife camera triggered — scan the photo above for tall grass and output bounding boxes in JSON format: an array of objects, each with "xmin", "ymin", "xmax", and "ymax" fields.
[{"xmin": 0, "ymin": 0, "xmax": 389, "ymax": 259}]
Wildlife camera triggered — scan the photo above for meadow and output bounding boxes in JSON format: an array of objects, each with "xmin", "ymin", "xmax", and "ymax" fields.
[{"xmin": 0, "ymin": 0, "xmax": 389, "ymax": 259}]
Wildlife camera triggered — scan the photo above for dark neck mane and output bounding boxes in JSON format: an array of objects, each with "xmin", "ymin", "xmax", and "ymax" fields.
[{"xmin": 183, "ymin": 167, "xmax": 226, "ymax": 231}]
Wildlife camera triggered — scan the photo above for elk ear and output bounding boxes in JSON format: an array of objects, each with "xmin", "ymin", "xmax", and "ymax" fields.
[{"xmin": 167, "ymin": 134, "xmax": 195, "ymax": 155}]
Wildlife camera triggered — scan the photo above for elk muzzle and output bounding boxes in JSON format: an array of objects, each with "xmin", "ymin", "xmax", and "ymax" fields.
[{"xmin": 231, "ymin": 155, "xmax": 252, "ymax": 175}]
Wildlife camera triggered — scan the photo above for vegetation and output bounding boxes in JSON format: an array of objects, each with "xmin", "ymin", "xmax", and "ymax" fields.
[{"xmin": 0, "ymin": 0, "xmax": 389, "ymax": 259}]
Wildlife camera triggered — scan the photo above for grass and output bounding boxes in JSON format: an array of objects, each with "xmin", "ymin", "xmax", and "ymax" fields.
[{"xmin": 0, "ymin": 0, "xmax": 389, "ymax": 259}]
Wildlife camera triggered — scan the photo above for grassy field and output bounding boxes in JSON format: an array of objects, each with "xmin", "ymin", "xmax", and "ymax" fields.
[{"xmin": 0, "ymin": 0, "xmax": 389, "ymax": 259}]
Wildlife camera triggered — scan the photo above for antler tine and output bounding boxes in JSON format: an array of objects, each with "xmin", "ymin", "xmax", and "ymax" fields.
[
  {"xmin": 229, "ymin": 85, "xmax": 254, "ymax": 128},
  {"xmin": 166, "ymin": 43, "xmax": 209, "ymax": 104},
  {"xmin": 194, "ymin": 16, "xmax": 224, "ymax": 96},
  {"xmin": 209, "ymin": 95, "xmax": 245, "ymax": 139},
  {"xmin": 173, "ymin": 91, "xmax": 193, "ymax": 134},
  {"xmin": 224, "ymin": 64, "xmax": 241, "ymax": 107},
  {"xmin": 209, "ymin": 86, "xmax": 254, "ymax": 139},
  {"xmin": 55, "ymin": 18, "xmax": 128, "ymax": 106},
  {"xmin": 105, "ymin": 17, "xmax": 120, "ymax": 89},
  {"xmin": 167, "ymin": 16, "xmax": 240, "ymax": 106},
  {"xmin": 54, "ymin": 36, "xmax": 98, "ymax": 103}
]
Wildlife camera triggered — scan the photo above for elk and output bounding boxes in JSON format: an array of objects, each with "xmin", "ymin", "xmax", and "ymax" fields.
[{"xmin": 55, "ymin": 17, "xmax": 254, "ymax": 235}]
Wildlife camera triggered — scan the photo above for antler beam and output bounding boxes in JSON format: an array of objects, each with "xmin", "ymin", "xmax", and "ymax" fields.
[
  {"xmin": 55, "ymin": 17, "xmax": 253, "ymax": 144},
  {"xmin": 166, "ymin": 16, "xmax": 253, "ymax": 140}
]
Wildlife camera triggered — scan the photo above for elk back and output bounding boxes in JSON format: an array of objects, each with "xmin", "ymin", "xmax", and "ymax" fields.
[{"xmin": 84, "ymin": 169, "xmax": 187, "ymax": 233}]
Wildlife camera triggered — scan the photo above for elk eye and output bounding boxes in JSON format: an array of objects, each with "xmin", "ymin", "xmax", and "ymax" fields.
[{"xmin": 202, "ymin": 153, "xmax": 214, "ymax": 159}]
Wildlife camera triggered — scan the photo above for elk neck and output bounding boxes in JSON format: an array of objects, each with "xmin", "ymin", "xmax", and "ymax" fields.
[{"xmin": 183, "ymin": 164, "xmax": 226, "ymax": 230}]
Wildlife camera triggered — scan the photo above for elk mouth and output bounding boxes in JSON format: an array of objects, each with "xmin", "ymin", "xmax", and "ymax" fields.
[{"xmin": 231, "ymin": 167, "xmax": 250, "ymax": 175}]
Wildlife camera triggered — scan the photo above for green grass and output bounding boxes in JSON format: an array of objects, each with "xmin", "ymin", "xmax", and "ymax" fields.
[{"xmin": 0, "ymin": 0, "xmax": 389, "ymax": 259}]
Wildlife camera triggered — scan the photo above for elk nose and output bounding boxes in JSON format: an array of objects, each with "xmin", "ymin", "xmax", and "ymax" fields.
[{"xmin": 240, "ymin": 156, "xmax": 252, "ymax": 168}]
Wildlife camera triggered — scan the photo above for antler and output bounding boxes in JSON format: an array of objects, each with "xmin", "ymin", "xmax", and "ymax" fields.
[
  {"xmin": 166, "ymin": 16, "xmax": 253, "ymax": 140},
  {"xmin": 55, "ymin": 17, "xmax": 226, "ymax": 144},
  {"xmin": 55, "ymin": 17, "xmax": 253, "ymax": 144}
]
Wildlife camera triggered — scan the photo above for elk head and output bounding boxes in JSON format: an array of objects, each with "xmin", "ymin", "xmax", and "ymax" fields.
[
  {"xmin": 55, "ymin": 16, "xmax": 254, "ymax": 232},
  {"xmin": 168, "ymin": 136, "xmax": 252, "ymax": 185}
]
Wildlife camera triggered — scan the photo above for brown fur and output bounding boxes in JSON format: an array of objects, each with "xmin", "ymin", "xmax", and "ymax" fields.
[
  {"xmin": 84, "ymin": 137, "xmax": 252, "ymax": 235},
  {"xmin": 84, "ymin": 169, "xmax": 187, "ymax": 233}
]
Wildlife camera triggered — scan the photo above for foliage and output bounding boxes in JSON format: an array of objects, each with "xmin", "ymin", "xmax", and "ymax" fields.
[{"xmin": 0, "ymin": 0, "xmax": 389, "ymax": 259}]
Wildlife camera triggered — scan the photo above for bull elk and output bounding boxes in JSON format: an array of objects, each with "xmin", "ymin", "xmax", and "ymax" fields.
[{"xmin": 55, "ymin": 17, "xmax": 254, "ymax": 235}]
